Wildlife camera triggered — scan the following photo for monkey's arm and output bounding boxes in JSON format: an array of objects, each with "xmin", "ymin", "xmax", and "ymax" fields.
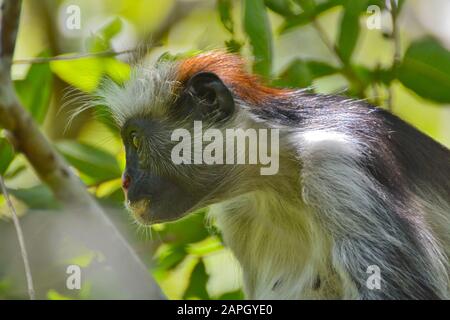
[{"xmin": 299, "ymin": 134, "xmax": 448, "ymax": 299}]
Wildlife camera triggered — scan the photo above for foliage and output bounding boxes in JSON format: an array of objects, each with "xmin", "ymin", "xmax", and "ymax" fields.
[
  {"xmin": 0, "ymin": 0, "xmax": 449, "ymax": 300},
  {"xmin": 398, "ymin": 37, "xmax": 450, "ymax": 103}
]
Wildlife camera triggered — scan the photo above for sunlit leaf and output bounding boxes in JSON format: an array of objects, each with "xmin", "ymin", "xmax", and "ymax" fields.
[
  {"xmin": 47, "ymin": 290, "xmax": 72, "ymax": 300},
  {"xmin": 103, "ymin": 58, "xmax": 131, "ymax": 85},
  {"xmin": 243, "ymin": 0, "xmax": 273, "ymax": 77},
  {"xmin": 398, "ymin": 37, "xmax": 450, "ymax": 103},
  {"xmin": 50, "ymin": 57, "xmax": 104, "ymax": 93},
  {"xmin": 66, "ymin": 251, "xmax": 97, "ymax": 268},
  {"xmin": 188, "ymin": 236, "xmax": 223, "ymax": 256},
  {"xmin": 95, "ymin": 178, "xmax": 124, "ymax": 204}
]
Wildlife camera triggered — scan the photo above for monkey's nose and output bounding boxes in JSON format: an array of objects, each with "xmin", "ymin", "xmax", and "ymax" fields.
[{"xmin": 122, "ymin": 173, "xmax": 131, "ymax": 190}]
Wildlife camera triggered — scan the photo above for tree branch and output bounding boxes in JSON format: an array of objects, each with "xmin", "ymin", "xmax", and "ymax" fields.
[
  {"xmin": 0, "ymin": 0, "xmax": 21, "ymax": 63},
  {"xmin": 0, "ymin": 0, "xmax": 164, "ymax": 299}
]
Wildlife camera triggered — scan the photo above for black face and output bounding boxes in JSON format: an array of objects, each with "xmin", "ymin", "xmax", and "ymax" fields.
[{"xmin": 120, "ymin": 72, "xmax": 235, "ymax": 225}]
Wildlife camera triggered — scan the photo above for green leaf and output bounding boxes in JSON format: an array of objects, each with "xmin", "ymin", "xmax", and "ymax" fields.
[
  {"xmin": 218, "ymin": 0, "xmax": 234, "ymax": 34},
  {"xmin": 398, "ymin": 37, "xmax": 450, "ymax": 103},
  {"xmin": 225, "ymin": 39, "xmax": 243, "ymax": 53},
  {"xmin": 0, "ymin": 138, "xmax": 14, "ymax": 175},
  {"xmin": 8, "ymin": 185, "xmax": 60, "ymax": 210},
  {"xmin": 103, "ymin": 58, "xmax": 131, "ymax": 85},
  {"xmin": 352, "ymin": 64, "xmax": 374, "ymax": 87},
  {"xmin": 50, "ymin": 57, "xmax": 104, "ymax": 93},
  {"xmin": 50, "ymin": 57, "xmax": 130, "ymax": 93},
  {"xmin": 155, "ymin": 245, "xmax": 188, "ymax": 271},
  {"xmin": 157, "ymin": 50, "xmax": 203, "ymax": 63},
  {"xmin": 47, "ymin": 290, "xmax": 72, "ymax": 300},
  {"xmin": 281, "ymin": 0, "xmax": 343, "ymax": 32},
  {"xmin": 217, "ymin": 289, "xmax": 244, "ymax": 300},
  {"xmin": 275, "ymin": 59, "xmax": 338, "ymax": 88},
  {"xmin": 100, "ymin": 17, "xmax": 123, "ymax": 41},
  {"xmin": 86, "ymin": 17, "xmax": 122, "ymax": 53},
  {"xmin": 337, "ymin": 0, "xmax": 367, "ymax": 63},
  {"xmin": 281, "ymin": 12, "xmax": 310, "ymax": 29},
  {"xmin": 14, "ymin": 56, "xmax": 53, "ymax": 124},
  {"xmin": 372, "ymin": 67, "xmax": 395, "ymax": 85},
  {"xmin": 307, "ymin": 60, "xmax": 339, "ymax": 77},
  {"xmin": 295, "ymin": 0, "xmax": 315, "ymax": 12},
  {"xmin": 277, "ymin": 60, "xmax": 312, "ymax": 88},
  {"xmin": 56, "ymin": 140, "xmax": 121, "ymax": 182},
  {"xmin": 157, "ymin": 211, "xmax": 210, "ymax": 246},
  {"xmin": 243, "ymin": 0, "xmax": 273, "ymax": 77},
  {"xmin": 265, "ymin": 0, "xmax": 299, "ymax": 17},
  {"xmin": 187, "ymin": 236, "xmax": 223, "ymax": 256},
  {"xmin": 367, "ymin": 0, "xmax": 386, "ymax": 7},
  {"xmin": 183, "ymin": 259, "xmax": 210, "ymax": 299}
]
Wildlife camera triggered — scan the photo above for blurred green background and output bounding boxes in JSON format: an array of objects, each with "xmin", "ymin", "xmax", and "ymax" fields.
[{"xmin": 0, "ymin": 0, "xmax": 449, "ymax": 299}]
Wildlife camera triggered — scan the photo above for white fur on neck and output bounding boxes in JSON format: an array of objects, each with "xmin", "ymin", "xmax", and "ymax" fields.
[{"xmin": 208, "ymin": 130, "xmax": 371, "ymax": 299}]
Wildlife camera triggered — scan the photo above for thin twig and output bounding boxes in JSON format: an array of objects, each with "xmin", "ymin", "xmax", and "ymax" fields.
[
  {"xmin": 312, "ymin": 20, "xmax": 339, "ymax": 61},
  {"xmin": 12, "ymin": 49, "xmax": 138, "ymax": 65},
  {"xmin": 387, "ymin": 0, "xmax": 401, "ymax": 112},
  {"xmin": 311, "ymin": 19, "xmax": 365, "ymax": 97},
  {"xmin": 0, "ymin": 175, "xmax": 35, "ymax": 300}
]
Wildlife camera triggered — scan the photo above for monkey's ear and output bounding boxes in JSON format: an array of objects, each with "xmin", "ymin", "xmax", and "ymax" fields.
[{"xmin": 185, "ymin": 72, "xmax": 235, "ymax": 121}]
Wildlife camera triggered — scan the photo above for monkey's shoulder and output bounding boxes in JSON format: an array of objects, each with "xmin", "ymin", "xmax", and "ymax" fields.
[{"xmin": 258, "ymin": 92, "xmax": 450, "ymax": 197}]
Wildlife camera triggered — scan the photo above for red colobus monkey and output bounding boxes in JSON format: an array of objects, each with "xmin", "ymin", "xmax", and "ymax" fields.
[{"xmin": 92, "ymin": 51, "xmax": 450, "ymax": 299}]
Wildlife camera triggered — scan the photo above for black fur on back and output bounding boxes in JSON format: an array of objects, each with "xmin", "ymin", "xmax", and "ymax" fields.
[{"xmin": 251, "ymin": 91, "xmax": 450, "ymax": 203}]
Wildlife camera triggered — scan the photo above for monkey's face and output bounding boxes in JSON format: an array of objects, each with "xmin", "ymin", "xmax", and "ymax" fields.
[
  {"xmin": 119, "ymin": 71, "xmax": 236, "ymax": 225},
  {"xmin": 120, "ymin": 117, "xmax": 197, "ymax": 225}
]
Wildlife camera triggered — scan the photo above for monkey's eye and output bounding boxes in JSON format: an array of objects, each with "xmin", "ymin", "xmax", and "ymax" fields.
[{"xmin": 130, "ymin": 132, "xmax": 140, "ymax": 149}]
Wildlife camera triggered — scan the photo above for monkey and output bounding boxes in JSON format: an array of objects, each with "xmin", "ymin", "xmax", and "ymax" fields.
[{"xmin": 91, "ymin": 51, "xmax": 450, "ymax": 299}]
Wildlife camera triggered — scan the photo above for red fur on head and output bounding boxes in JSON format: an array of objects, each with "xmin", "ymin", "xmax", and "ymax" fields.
[{"xmin": 177, "ymin": 51, "xmax": 290, "ymax": 104}]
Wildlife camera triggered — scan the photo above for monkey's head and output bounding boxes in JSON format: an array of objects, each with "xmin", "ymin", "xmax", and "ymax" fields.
[{"xmin": 95, "ymin": 52, "xmax": 287, "ymax": 225}]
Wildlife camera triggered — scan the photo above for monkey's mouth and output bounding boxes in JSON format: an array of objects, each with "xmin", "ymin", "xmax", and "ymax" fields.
[
  {"xmin": 125, "ymin": 199, "xmax": 153, "ymax": 225},
  {"xmin": 121, "ymin": 171, "xmax": 202, "ymax": 225},
  {"xmin": 125, "ymin": 197, "xmax": 184, "ymax": 225}
]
